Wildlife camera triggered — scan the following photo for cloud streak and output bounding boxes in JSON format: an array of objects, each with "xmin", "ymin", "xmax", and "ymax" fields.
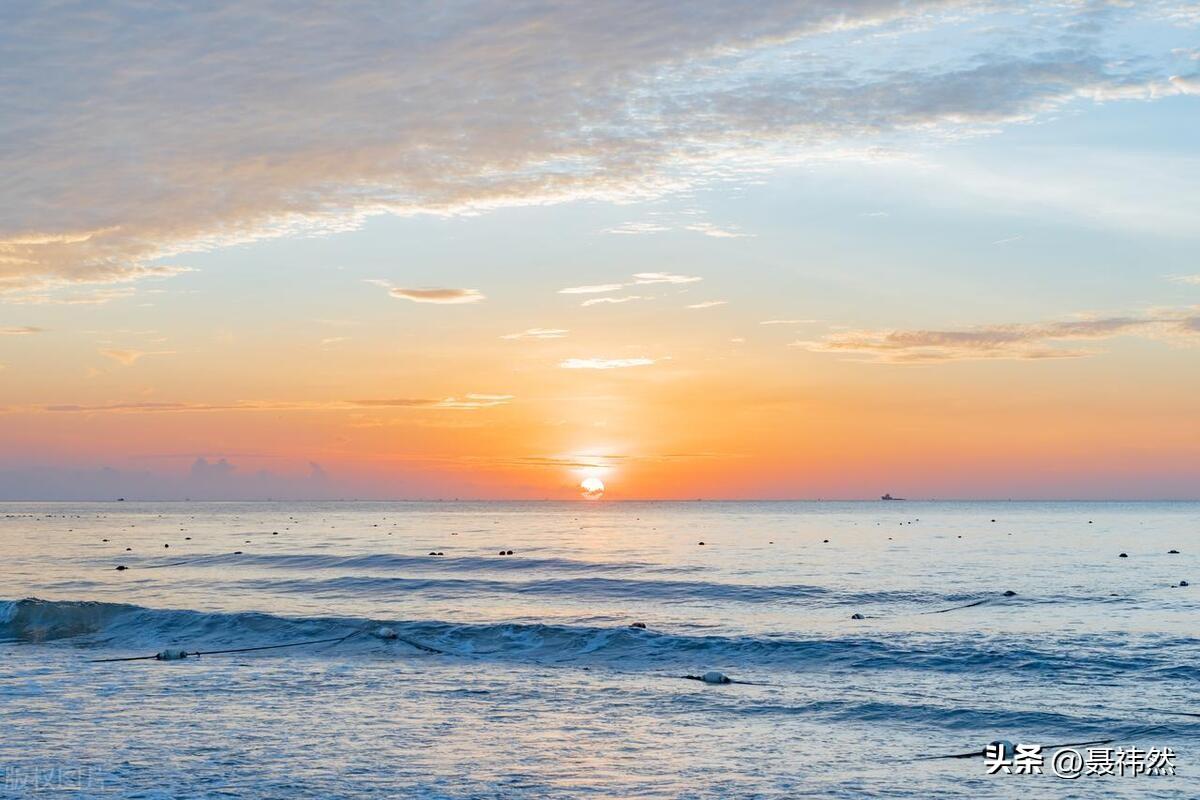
[
  {"xmin": 501, "ymin": 328, "xmax": 568, "ymax": 340},
  {"xmin": 795, "ymin": 312, "xmax": 1200, "ymax": 363},
  {"xmin": 560, "ymin": 357, "xmax": 656, "ymax": 369}
]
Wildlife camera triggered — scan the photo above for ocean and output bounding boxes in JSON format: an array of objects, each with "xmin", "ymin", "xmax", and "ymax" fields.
[{"xmin": 1, "ymin": 501, "xmax": 1196, "ymax": 798}]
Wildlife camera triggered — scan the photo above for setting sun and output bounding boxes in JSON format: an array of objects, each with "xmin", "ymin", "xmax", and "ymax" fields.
[{"xmin": 580, "ymin": 477, "xmax": 605, "ymax": 499}]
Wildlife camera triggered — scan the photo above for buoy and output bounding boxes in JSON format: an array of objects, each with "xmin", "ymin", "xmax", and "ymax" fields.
[
  {"xmin": 629, "ymin": 622, "xmax": 647, "ymax": 629},
  {"xmin": 1003, "ymin": 590, "xmax": 1017, "ymax": 597},
  {"xmin": 1169, "ymin": 549, "xmax": 1180, "ymax": 554},
  {"xmin": 989, "ymin": 740, "xmax": 1016, "ymax": 759},
  {"xmin": 1181, "ymin": 581, "xmax": 1190, "ymax": 587},
  {"xmin": 376, "ymin": 626, "xmax": 399, "ymax": 640},
  {"xmin": 156, "ymin": 648, "xmax": 188, "ymax": 661},
  {"xmin": 702, "ymin": 671, "xmax": 731, "ymax": 684},
  {"xmin": 115, "ymin": 565, "xmax": 128, "ymax": 571},
  {"xmin": 697, "ymin": 541, "xmax": 705, "ymax": 546},
  {"xmin": 1119, "ymin": 552, "xmax": 1128, "ymax": 558},
  {"xmin": 851, "ymin": 613, "xmax": 864, "ymax": 620}
]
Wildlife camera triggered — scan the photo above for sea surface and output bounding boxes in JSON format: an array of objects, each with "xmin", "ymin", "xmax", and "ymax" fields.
[{"xmin": 1, "ymin": 501, "xmax": 1197, "ymax": 798}]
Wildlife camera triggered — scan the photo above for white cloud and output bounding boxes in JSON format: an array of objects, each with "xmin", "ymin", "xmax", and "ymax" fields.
[
  {"xmin": 558, "ymin": 284, "xmax": 624, "ymax": 295},
  {"xmin": 683, "ymin": 222, "xmax": 751, "ymax": 239},
  {"xmin": 0, "ymin": 326, "xmax": 43, "ymax": 335},
  {"xmin": 560, "ymin": 357, "xmax": 656, "ymax": 369},
  {"xmin": 687, "ymin": 300, "xmax": 727, "ymax": 309},
  {"xmin": 501, "ymin": 328, "xmax": 569, "ymax": 340},
  {"xmin": 368, "ymin": 280, "xmax": 485, "ymax": 304},
  {"xmin": 632, "ymin": 272, "xmax": 702, "ymax": 285},
  {"xmin": 1169, "ymin": 274, "xmax": 1200, "ymax": 285},
  {"xmin": 581, "ymin": 295, "xmax": 646, "ymax": 307}
]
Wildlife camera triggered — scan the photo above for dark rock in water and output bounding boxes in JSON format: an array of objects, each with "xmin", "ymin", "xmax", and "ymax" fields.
[
  {"xmin": 629, "ymin": 622, "xmax": 647, "ymax": 629},
  {"xmin": 850, "ymin": 613, "xmax": 864, "ymax": 620},
  {"xmin": 1003, "ymin": 590, "xmax": 1017, "ymax": 597},
  {"xmin": 1119, "ymin": 553, "xmax": 1128, "ymax": 558},
  {"xmin": 115, "ymin": 565, "xmax": 127, "ymax": 571}
]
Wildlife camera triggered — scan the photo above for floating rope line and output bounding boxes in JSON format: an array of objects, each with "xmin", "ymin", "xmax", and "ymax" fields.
[
  {"xmin": 921, "ymin": 738, "xmax": 1115, "ymax": 760},
  {"xmin": 88, "ymin": 632, "xmax": 361, "ymax": 663}
]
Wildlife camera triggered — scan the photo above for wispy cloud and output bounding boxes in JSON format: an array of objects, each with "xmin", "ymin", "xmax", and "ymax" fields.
[
  {"xmin": 501, "ymin": 328, "xmax": 568, "ymax": 340},
  {"xmin": 761, "ymin": 319, "xmax": 817, "ymax": 325},
  {"xmin": 386, "ymin": 286, "xmax": 485, "ymax": 304},
  {"xmin": 558, "ymin": 284, "xmax": 624, "ymax": 295},
  {"xmin": 603, "ymin": 222, "xmax": 671, "ymax": 235},
  {"xmin": 686, "ymin": 300, "xmax": 727, "ymax": 309},
  {"xmin": 683, "ymin": 222, "xmax": 751, "ymax": 239},
  {"xmin": 581, "ymin": 295, "xmax": 645, "ymax": 307},
  {"xmin": 632, "ymin": 272, "xmax": 702, "ymax": 285},
  {"xmin": 1169, "ymin": 274, "xmax": 1200, "ymax": 285},
  {"xmin": 794, "ymin": 312, "xmax": 1200, "ymax": 363},
  {"xmin": 0, "ymin": 326, "xmax": 43, "ymax": 335},
  {"xmin": 560, "ymin": 357, "xmax": 656, "ymax": 369},
  {"xmin": 99, "ymin": 348, "xmax": 174, "ymax": 365}
]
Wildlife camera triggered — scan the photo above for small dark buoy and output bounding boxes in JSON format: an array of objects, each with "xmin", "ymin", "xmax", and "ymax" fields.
[
  {"xmin": 1119, "ymin": 552, "xmax": 1128, "ymax": 558},
  {"xmin": 115, "ymin": 565, "xmax": 127, "ymax": 571},
  {"xmin": 851, "ymin": 613, "xmax": 864, "ymax": 620},
  {"xmin": 506, "ymin": 550, "xmax": 513, "ymax": 555},
  {"xmin": 822, "ymin": 539, "xmax": 829, "ymax": 543},
  {"xmin": 429, "ymin": 551, "xmax": 437, "ymax": 556},
  {"xmin": 1088, "ymin": 520, "xmax": 1093, "ymax": 524},
  {"xmin": 498, "ymin": 550, "xmax": 505, "ymax": 555},
  {"xmin": 233, "ymin": 551, "xmax": 243, "ymax": 555},
  {"xmin": 697, "ymin": 541, "xmax": 705, "ymax": 546},
  {"xmin": 272, "ymin": 532, "xmax": 279, "ymax": 535},
  {"xmin": 990, "ymin": 519, "xmax": 996, "ymax": 523},
  {"xmin": 1169, "ymin": 549, "xmax": 1180, "ymax": 554},
  {"xmin": 437, "ymin": 551, "xmax": 444, "ymax": 556},
  {"xmin": 1181, "ymin": 580, "xmax": 1190, "ymax": 587},
  {"xmin": 1003, "ymin": 590, "xmax": 1017, "ymax": 597},
  {"xmin": 164, "ymin": 544, "xmax": 169, "ymax": 548},
  {"xmin": 185, "ymin": 537, "xmax": 191, "ymax": 540},
  {"xmin": 102, "ymin": 538, "xmax": 108, "ymax": 542},
  {"xmin": 125, "ymin": 547, "xmax": 132, "ymax": 551},
  {"xmin": 629, "ymin": 622, "xmax": 647, "ymax": 629}
]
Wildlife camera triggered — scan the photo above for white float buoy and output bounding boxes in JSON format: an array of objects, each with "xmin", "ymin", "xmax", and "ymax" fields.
[
  {"xmin": 375, "ymin": 626, "xmax": 399, "ymax": 640},
  {"xmin": 702, "ymin": 670, "xmax": 731, "ymax": 684},
  {"xmin": 155, "ymin": 648, "xmax": 188, "ymax": 661}
]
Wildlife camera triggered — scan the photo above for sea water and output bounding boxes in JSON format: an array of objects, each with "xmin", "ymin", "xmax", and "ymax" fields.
[{"xmin": 1, "ymin": 501, "xmax": 1196, "ymax": 798}]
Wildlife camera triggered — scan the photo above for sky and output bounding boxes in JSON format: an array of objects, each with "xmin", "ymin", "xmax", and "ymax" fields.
[{"xmin": 1, "ymin": 0, "xmax": 1198, "ymax": 500}]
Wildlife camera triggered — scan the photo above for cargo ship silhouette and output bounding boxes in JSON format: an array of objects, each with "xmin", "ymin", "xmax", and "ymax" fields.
[{"xmin": 881, "ymin": 493, "xmax": 905, "ymax": 501}]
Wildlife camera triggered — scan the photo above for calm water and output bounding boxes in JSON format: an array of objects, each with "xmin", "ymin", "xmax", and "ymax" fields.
[{"xmin": 1, "ymin": 501, "xmax": 1197, "ymax": 798}]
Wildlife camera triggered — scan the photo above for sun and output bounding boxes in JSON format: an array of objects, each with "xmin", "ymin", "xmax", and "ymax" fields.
[{"xmin": 580, "ymin": 476, "xmax": 605, "ymax": 499}]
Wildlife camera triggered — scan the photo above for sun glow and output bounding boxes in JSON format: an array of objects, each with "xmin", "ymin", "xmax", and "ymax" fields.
[{"xmin": 580, "ymin": 476, "xmax": 605, "ymax": 499}]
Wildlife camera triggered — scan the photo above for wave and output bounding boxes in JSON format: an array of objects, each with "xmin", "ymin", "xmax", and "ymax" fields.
[
  {"xmin": 3, "ymin": 598, "xmax": 1197, "ymax": 681},
  {"xmin": 127, "ymin": 551, "xmax": 702, "ymax": 575}
]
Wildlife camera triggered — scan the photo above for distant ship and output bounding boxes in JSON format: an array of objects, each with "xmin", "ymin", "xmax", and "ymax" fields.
[{"xmin": 880, "ymin": 493, "xmax": 905, "ymax": 501}]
